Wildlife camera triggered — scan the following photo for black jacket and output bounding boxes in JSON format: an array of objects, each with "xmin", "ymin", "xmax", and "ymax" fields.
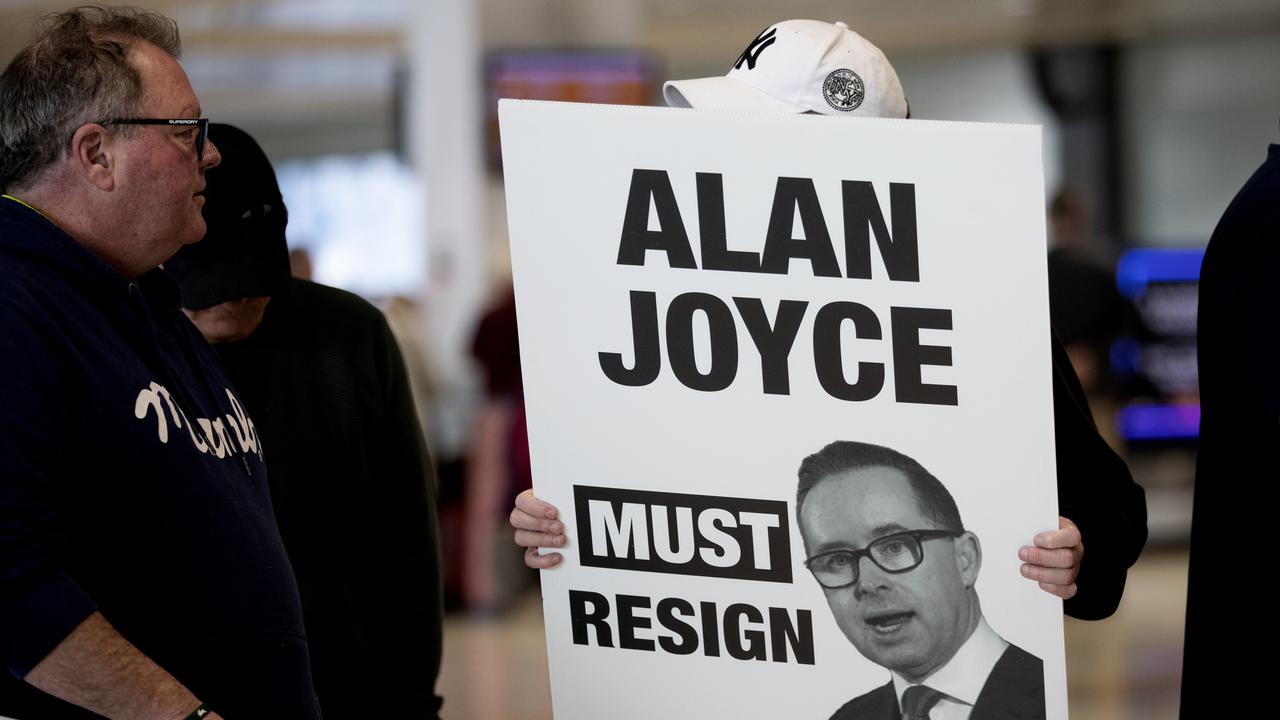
[
  {"xmin": 208, "ymin": 278, "xmax": 444, "ymax": 718},
  {"xmin": 1182, "ymin": 143, "xmax": 1280, "ymax": 717},
  {"xmin": 1049, "ymin": 334, "xmax": 1148, "ymax": 621}
]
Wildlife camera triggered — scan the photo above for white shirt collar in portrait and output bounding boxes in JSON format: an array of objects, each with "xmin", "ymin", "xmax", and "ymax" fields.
[{"xmin": 889, "ymin": 617, "xmax": 1010, "ymax": 720}]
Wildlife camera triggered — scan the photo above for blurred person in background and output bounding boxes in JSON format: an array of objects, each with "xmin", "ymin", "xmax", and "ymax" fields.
[
  {"xmin": 463, "ymin": 284, "xmax": 534, "ymax": 611},
  {"xmin": 1045, "ymin": 186, "xmax": 1147, "ymax": 451},
  {"xmin": 0, "ymin": 8, "xmax": 316, "ymax": 718},
  {"xmin": 1182, "ymin": 137, "xmax": 1280, "ymax": 718},
  {"xmin": 382, "ymin": 294, "xmax": 444, "ymax": 454},
  {"xmin": 1046, "ymin": 187, "xmax": 1129, "ymax": 396},
  {"xmin": 166, "ymin": 123, "xmax": 444, "ymax": 718},
  {"xmin": 509, "ymin": 19, "xmax": 1146, "ymax": 623}
]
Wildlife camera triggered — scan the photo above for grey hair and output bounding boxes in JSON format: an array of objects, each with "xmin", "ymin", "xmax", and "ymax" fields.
[{"xmin": 0, "ymin": 6, "xmax": 183, "ymax": 192}]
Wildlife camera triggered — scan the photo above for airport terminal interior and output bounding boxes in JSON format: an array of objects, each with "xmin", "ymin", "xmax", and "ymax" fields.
[{"xmin": 3, "ymin": 0, "xmax": 1279, "ymax": 718}]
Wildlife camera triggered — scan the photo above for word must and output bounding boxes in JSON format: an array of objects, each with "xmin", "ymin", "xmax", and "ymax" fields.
[{"xmin": 575, "ymin": 485, "xmax": 792, "ymax": 583}]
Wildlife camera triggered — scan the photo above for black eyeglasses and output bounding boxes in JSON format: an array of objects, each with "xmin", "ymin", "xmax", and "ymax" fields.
[
  {"xmin": 99, "ymin": 118, "xmax": 210, "ymax": 162},
  {"xmin": 804, "ymin": 529, "xmax": 962, "ymax": 589}
]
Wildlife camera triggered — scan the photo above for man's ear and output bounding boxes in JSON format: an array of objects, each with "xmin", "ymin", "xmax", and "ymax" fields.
[
  {"xmin": 954, "ymin": 531, "xmax": 982, "ymax": 588},
  {"xmin": 69, "ymin": 124, "xmax": 115, "ymax": 191}
]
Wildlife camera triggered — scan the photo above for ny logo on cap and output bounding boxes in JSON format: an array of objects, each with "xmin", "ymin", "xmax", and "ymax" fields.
[{"xmin": 734, "ymin": 27, "xmax": 777, "ymax": 71}]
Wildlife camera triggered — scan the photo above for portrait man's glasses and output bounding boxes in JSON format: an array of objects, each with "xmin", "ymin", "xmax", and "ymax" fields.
[
  {"xmin": 98, "ymin": 118, "xmax": 210, "ymax": 162},
  {"xmin": 805, "ymin": 529, "xmax": 963, "ymax": 589}
]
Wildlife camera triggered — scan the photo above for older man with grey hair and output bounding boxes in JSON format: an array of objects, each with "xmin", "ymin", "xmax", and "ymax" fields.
[{"xmin": 0, "ymin": 7, "xmax": 319, "ymax": 719}]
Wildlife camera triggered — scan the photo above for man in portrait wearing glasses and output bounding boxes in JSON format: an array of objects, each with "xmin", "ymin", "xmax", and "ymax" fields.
[
  {"xmin": 0, "ymin": 7, "xmax": 318, "ymax": 719},
  {"xmin": 797, "ymin": 441, "xmax": 1044, "ymax": 720}
]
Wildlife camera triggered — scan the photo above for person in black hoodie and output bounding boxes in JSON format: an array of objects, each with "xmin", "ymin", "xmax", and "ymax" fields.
[
  {"xmin": 165, "ymin": 124, "xmax": 444, "ymax": 718},
  {"xmin": 0, "ymin": 8, "xmax": 318, "ymax": 719},
  {"xmin": 508, "ymin": 19, "xmax": 1148, "ymax": 622}
]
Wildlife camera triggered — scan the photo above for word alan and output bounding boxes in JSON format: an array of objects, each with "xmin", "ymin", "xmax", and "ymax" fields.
[
  {"xmin": 598, "ymin": 170, "xmax": 959, "ymax": 406},
  {"xmin": 616, "ymin": 170, "xmax": 921, "ymax": 280}
]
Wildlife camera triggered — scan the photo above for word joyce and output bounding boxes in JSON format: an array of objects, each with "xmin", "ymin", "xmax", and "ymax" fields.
[
  {"xmin": 575, "ymin": 485, "xmax": 792, "ymax": 583},
  {"xmin": 601, "ymin": 293, "xmax": 956, "ymax": 406},
  {"xmin": 569, "ymin": 591, "xmax": 815, "ymax": 666}
]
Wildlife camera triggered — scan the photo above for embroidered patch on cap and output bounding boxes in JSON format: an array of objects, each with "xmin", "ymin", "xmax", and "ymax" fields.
[{"xmin": 822, "ymin": 69, "xmax": 865, "ymax": 111}]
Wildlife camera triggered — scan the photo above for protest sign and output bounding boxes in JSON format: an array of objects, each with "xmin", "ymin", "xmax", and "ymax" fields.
[{"xmin": 501, "ymin": 99, "xmax": 1065, "ymax": 719}]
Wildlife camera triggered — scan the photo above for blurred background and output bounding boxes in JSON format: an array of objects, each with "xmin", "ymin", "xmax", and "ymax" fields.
[{"xmin": 3, "ymin": 1, "xmax": 1278, "ymax": 717}]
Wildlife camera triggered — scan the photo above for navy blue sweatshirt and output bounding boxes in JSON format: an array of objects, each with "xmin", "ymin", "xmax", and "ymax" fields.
[{"xmin": 0, "ymin": 197, "xmax": 320, "ymax": 718}]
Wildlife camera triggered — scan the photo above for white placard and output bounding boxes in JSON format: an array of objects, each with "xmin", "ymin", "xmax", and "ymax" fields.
[{"xmin": 501, "ymin": 99, "xmax": 1064, "ymax": 720}]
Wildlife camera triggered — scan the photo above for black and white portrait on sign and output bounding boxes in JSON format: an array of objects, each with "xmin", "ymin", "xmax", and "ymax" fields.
[{"xmin": 798, "ymin": 441, "xmax": 1045, "ymax": 720}]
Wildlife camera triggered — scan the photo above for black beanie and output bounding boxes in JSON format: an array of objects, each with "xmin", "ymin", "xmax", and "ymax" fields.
[{"xmin": 166, "ymin": 123, "xmax": 291, "ymax": 310}]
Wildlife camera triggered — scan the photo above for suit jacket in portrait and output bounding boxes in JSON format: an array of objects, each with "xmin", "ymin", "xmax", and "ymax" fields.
[{"xmin": 829, "ymin": 644, "xmax": 1045, "ymax": 720}]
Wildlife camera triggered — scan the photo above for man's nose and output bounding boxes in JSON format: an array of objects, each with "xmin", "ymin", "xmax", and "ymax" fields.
[
  {"xmin": 852, "ymin": 556, "xmax": 892, "ymax": 598},
  {"xmin": 201, "ymin": 137, "xmax": 222, "ymax": 170}
]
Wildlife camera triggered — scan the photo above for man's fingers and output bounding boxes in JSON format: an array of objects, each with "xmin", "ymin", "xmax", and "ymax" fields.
[
  {"xmin": 1033, "ymin": 528, "xmax": 1082, "ymax": 550},
  {"xmin": 524, "ymin": 546, "xmax": 563, "ymax": 570},
  {"xmin": 511, "ymin": 490, "xmax": 569, "ymax": 568},
  {"xmin": 514, "ymin": 528, "xmax": 565, "ymax": 549},
  {"xmin": 509, "ymin": 506, "xmax": 563, "ymax": 534},
  {"xmin": 1038, "ymin": 581, "xmax": 1078, "ymax": 600},
  {"xmin": 1021, "ymin": 518, "xmax": 1082, "ymax": 599},
  {"xmin": 514, "ymin": 489, "xmax": 558, "ymax": 520},
  {"xmin": 1034, "ymin": 517, "xmax": 1082, "ymax": 549},
  {"xmin": 1018, "ymin": 546, "xmax": 1077, "ymax": 568},
  {"xmin": 1021, "ymin": 563, "xmax": 1077, "ymax": 586}
]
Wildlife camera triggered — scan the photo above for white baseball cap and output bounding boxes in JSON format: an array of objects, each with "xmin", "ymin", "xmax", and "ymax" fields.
[{"xmin": 663, "ymin": 19, "xmax": 908, "ymax": 119}]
